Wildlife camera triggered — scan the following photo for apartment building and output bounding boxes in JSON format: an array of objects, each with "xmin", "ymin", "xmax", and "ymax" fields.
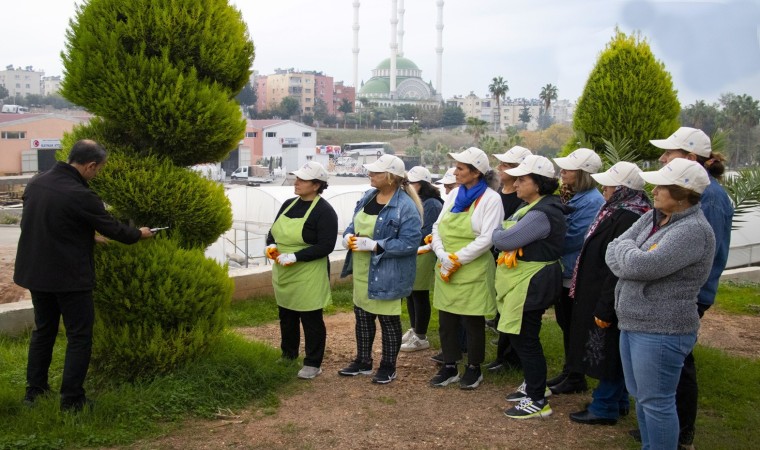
[{"xmin": 0, "ymin": 66, "xmax": 43, "ymax": 101}]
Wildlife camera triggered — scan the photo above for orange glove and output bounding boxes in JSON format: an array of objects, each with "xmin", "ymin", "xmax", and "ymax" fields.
[
  {"xmin": 265, "ymin": 244, "xmax": 280, "ymax": 260},
  {"xmin": 498, "ymin": 248, "xmax": 523, "ymax": 268},
  {"xmin": 424, "ymin": 234, "xmax": 433, "ymax": 245},
  {"xmin": 417, "ymin": 244, "xmax": 432, "ymax": 255},
  {"xmin": 594, "ymin": 316, "xmax": 611, "ymax": 329}
]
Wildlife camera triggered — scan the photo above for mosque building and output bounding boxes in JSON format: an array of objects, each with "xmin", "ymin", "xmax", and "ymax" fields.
[{"xmin": 352, "ymin": 0, "xmax": 444, "ymax": 109}]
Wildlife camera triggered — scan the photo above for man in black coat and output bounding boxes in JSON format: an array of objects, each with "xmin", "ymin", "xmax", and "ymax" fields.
[{"xmin": 14, "ymin": 139, "xmax": 154, "ymax": 412}]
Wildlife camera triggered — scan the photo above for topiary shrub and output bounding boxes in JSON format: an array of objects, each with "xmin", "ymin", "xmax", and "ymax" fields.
[
  {"xmin": 572, "ymin": 29, "xmax": 680, "ymax": 160},
  {"xmin": 91, "ymin": 239, "xmax": 233, "ymax": 379},
  {"xmin": 59, "ymin": 0, "xmax": 254, "ymax": 379}
]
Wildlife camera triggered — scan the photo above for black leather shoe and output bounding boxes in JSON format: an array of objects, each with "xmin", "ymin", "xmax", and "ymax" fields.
[
  {"xmin": 570, "ymin": 409, "xmax": 617, "ymax": 426},
  {"xmin": 546, "ymin": 371, "xmax": 568, "ymax": 387},
  {"xmin": 549, "ymin": 378, "xmax": 588, "ymax": 395}
]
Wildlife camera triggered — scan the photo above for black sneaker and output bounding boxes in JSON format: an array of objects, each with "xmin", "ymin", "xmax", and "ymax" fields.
[
  {"xmin": 486, "ymin": 360, "xmax": 505, "ymax": 372},
  {"xmin": 504, "ymin": 398, "xmax": 552, "ymax": 419},
  {"xmin": 429, "ymin": 365, "xmax": 459, "ymax": 387},
  {"xmin": 429, "ymin": 352, "xmax": 444, "ymax": 364},
  {"xmin": 459, "ymin": 365, "xmax": 483, "ymax": 390},
  {"xmin": 371, "ymin": 367, "xmax": 397, "ymax": 384},
  {"xmin": 338, "ymin": 360, "xmax": 373, "ymax": 376}
]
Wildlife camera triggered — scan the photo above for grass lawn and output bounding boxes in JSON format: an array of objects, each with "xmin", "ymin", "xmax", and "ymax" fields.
[
  {"xmin": 0, "ymin": 281, "xmax": 758, "ymax": 449},
  {"xmin": 714, "ymin": 282, "xmax": 760, "ymax": 315}
]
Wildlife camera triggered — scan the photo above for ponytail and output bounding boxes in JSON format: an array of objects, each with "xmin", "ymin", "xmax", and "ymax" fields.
[
  {"xmin": 697, "ymin": 152, "xmax": 726, "ymax": 179},
  {"xmin": 401, "ymin": 177, "xmax": 424, "ymax": 218},
  {"xmin": 483, "ymin": 169, "xmax": 500, "ymax": 191}
]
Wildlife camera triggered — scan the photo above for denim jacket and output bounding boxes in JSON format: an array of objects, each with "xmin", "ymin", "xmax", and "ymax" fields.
[
  {"xmin": 698, "ymin": 176, "xmax": 733, "ymax": 306},
  {"xmin": 561, "ymin": 188, "xmax": 604, "ymax": 279},
  {"xmin": 341, "ymin": 187, "xmax": 422, "ymax": 299}
]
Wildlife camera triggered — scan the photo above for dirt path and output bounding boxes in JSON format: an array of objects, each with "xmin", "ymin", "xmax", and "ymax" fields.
[{"xmin": 139, "ymin": 310, "xmax": 760, "ymax": 450}]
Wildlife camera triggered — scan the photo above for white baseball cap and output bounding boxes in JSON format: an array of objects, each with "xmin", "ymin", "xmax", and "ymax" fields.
[
  {"xmin": 449, "ymin": 147, "xmax": 491, "ymax": 175},
  {"xmin": 435, "ymin": 167, "xmax": 457, "ymax": 185},
  {"xmin": 363, "ymin": 154, "xmax": 406, "ymax": 177},
  {"xmin": 639, "ymin": 158, "xmax": 710, "ymax": 194},
  {"xmin": 591, "ymin": 161, "xmax": 645, "ymax": 190},
  {"xmin": 505, "ymin": 154, "xmax": 557, "ymax": 178},
  {"xmin": 291, "ymin": 161, "xmax": 329, "ymax": 182},
  {"xmin": 649, "ymin": 127, "xmax": 712, "ymax": 158},
  {"xmin": 553, "ymin": 148, "xmax": 603, "ymax": 173},
  {"xmin": 495, "ymin": 145, "xmax": 533, "ymax": 164},
  {"xmin": 407, "ymin": 166, "xmax": 432, "ymax": 183}
]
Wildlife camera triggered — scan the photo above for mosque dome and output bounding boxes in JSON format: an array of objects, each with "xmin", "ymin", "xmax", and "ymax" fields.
[{"xmin": 375, "ymin": 57, "xmax": 420, "ymax": 71}]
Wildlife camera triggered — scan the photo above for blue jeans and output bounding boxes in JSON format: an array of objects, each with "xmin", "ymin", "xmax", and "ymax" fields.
[
  {"xmin": 588, "ymin": 377, "xmax": 629, "ymax": 420},
  {"xmin": 620, "ymin": 330, "xmax": 697, "ymax": 450}
]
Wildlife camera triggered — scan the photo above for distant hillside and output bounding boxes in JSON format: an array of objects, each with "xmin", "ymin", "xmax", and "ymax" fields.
[{"xmin": 316, "ymin": 128, "xmax": 473, "ymax": 154}]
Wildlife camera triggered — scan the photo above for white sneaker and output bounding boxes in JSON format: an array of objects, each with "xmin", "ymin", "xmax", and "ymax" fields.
[
  {"xmin": 400, "ymin": 334, "xmax": 430, "ymax": 352},
  {"xmin": 297, "ymin": 366, "xmax": 322, "ymax": 379},
  {"xmin": 401, "ymin": 328, "xmax": 415, "ymax": 344}
]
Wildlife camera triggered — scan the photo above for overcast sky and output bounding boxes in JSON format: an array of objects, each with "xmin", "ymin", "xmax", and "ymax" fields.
[{"xmin": 3, "ymin": 0, "xmax": 759, "ymax": 105}]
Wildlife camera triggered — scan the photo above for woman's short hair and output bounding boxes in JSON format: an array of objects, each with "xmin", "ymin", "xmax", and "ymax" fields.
[
  {"xmin": 315, "ymin": 180, "xmax": 328, "ymax": 194},
  {"xmin": 572, "ymin": 170, "xmax": 597, "ymax": 192},
  {"xmin": 662, "ymin": 184, "xmax": 701, "ymax": 206},
  {"xmin": 528, "ymin": 173, "xmax": 560, "ymax": 196}
]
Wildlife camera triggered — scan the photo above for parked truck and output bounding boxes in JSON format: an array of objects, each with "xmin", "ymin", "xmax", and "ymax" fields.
[{"xmin": 230, "ymin": 164, "xmax": 274, "ymax": 184}]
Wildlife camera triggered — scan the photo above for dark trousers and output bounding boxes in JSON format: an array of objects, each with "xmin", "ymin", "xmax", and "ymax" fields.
[
  {"xmin": 509, "ymin": 308, "xmax": 547, "ymax": 401},
  {"xmin": 353, "ymin": 306, "xmax": 402, "ymax": 370},
  {"xmin": 553, "ymin": 287, "xmax": 584, "ymax": 382},
  {"xmin": 27, "ymin": 290, "xmax": 94, "ymax": 405},
  {"xmin": 406, "ymin": 290, "xmax": 431, "ymax": 335},
  {"xmin": 494, "ymin": 313, "xmax": 522, "ymax": 368},
  {"xmin": 278, "ymin": 306, "xmax": 326, "ymax": 368},
  {"xmin": 676, "ymin": 305, "xmax": 706, "ymax": 444},
  {"xmin": 439, "ymin": 310, "xmax": 484, "ymax": 366}
]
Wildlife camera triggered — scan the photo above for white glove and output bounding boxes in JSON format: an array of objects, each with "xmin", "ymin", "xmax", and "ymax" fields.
[
  {"xmin": 439, "ymin": 265, "xmax": 452, "ymax": 282},
  {"xmin": 440, "ymin": 254, "xmax": 458, "ymax": 272},
  {"xmin": 434, "ymin": 248, "xmax": 448, "ymax": 262},
  {"xmin": 276, "ymin": 253, "xmax": 297, "ymax": 266},
  {"xmin": 350, "ymin": 237, "xmax": 377, "ymax": 252},
  {"xmin": 342, "ymin": 233, "xmax": 354, "ymax": 250},
  {"xmin": 417, "ymin": 244, "xmax": 432, "ymax": 255}
]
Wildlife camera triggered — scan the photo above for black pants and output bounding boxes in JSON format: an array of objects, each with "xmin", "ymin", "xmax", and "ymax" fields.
[
  {"xmin": 439, "ymin": 310, "xmax": 484, "ymax": 366},
  {"xmin": 278, "ymin": 306, "xmax": 326, "ymax": 368},
  {"xmin": 493, "ymin": 313, "xmax": 522, "ymax": 368},
  {"xmin": 354, "ymin": 305, "xmax": 402, "ymax": 370},
  {"xmin": 509, "ymin": 308, "xmax": 547, "ymax": 401},
  {"xmin": 27, "ymin": 290, "xmax": 94, "ymax": 406},
  {"xmin": 406, "ymin": 290, "xmax": 431, "ymax": 335},
  {"xmin": 676, "ymin": 305, "xmax": 706, "ymax": 444},
  {"xmin": 553, "ymin": 287, "xmax": 584, "ymax": 382}
]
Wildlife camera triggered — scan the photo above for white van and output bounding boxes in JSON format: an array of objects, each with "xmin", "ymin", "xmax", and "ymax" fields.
[{"xmin": 1, "ymin": 105, "xmax": 29, "ymax": 114}]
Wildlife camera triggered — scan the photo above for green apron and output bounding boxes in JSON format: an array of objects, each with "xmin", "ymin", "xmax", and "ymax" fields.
[
  {"xmin": 412, "ymin": 251, "xmax": 436, "ymax": 291},
  {"xmin": 495, "ymin": 198, "xmax": 554, "ymax": 334},
  {"xmin": 271, "ymin": 197, "xmax": 332, "ymax": 312},
  {"xmin": 432, "ymin": 199, "xmax": 496, "ymax": 316},
  {"xmin": 352, "ymin": 209, "xmax": 402, "ymax": 315}
]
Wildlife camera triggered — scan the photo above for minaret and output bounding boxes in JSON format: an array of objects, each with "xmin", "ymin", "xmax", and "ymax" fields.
[
  {"xmin": 397, "ymin": 0, "xmax": 405, "ymax": 58},
  {"xmin": 352, "ymin": 1, "xmax": 360, "ymax": 93},
  {"xmin": 436, "ymin": 1, "xmax": 444, "ymax": 100},
  {"xmin": 389, "ymin": 0, "xmax": 398, "ymax": 99}
]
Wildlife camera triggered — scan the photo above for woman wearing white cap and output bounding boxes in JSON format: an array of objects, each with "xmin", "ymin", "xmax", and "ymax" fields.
[
  {"xmin": 486, "ymin": 145, "xmax": 533, "ymax": 372},
  {"xmin": 400, "ymin": 166, "xmax": 444, "ymax": 352},
  {"xmin": 605, "ymin": 158, "xmax": 715, "ymax": 450},
  {"xmin": 265, "ymin": 161, "xmax": 338, "ymax": 380},
  {"xmin": 490, "ymin": 155, "xmax": 566, "ymax": 419},
  {"xmin": 650, "ymin": 126, "xmax": 733, "ymax": 447},
  {"xmin": 337, "ymin": 154, "xmax": 423, "ymax": 384},
  {"xmin": 564, "ymin": 162, "xmax": 651, "ymax": 426},
  {"xmin": 428, "ymin": 147, "xmax": 503, "ymax": 390},
  {"xmin": 435, "ymin": 167, "xmax": 458, "ymax": 195},
  {"xmin": 548, "ymin": 148, "xmax": 605, "ymax": 395}
]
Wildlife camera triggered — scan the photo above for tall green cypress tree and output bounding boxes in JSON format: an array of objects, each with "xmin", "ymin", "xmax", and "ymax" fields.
[
  {"xmin": 59, "ymin": 0, "xmax": 254, "ymax": 379},
  {"xmin": 571, "ymin": 29, "xmax": 680, "ymax": 160}
]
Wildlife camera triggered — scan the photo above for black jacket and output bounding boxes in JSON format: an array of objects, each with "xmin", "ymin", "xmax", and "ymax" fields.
[
  {"xmin": 567, "ymin": 208, "xmax": 641, "ymax": 379},
  {"xmin": 265, "ymin": 197, "xmax": 338, "ymax": 262},
  {"xmin": 14, "ymin": 162, "xmax": 142, "ymax": 292}
]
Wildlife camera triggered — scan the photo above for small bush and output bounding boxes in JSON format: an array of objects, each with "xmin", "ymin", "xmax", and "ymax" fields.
[{"xmin": 92, "ymin": 239, "xmax": 233, "ymax": 379}]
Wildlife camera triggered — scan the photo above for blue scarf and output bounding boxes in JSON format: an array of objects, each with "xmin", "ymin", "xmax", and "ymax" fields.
[{"xmin": 451, "ymin": 179, "xmax": 487, "ymax": 213}]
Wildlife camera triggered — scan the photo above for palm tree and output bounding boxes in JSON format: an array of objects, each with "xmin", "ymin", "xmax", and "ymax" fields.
[
  {"xmin": 407, "ymin": 123, "xmax": 422, "ymax": 147},
  {"xmin": 465, "ymin": 117, "xmax": 488, "ymax": 144},
  {"xmin": 488, "ymin": 76, "xmax": 509, "ymax": 133},
  {"xmin": 539, "ymin": 83, "xmax": 558, "ymax": 116},
  {"xmin": 338, "ymin": 98, "xmax": 353, "ymax": 128}
]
